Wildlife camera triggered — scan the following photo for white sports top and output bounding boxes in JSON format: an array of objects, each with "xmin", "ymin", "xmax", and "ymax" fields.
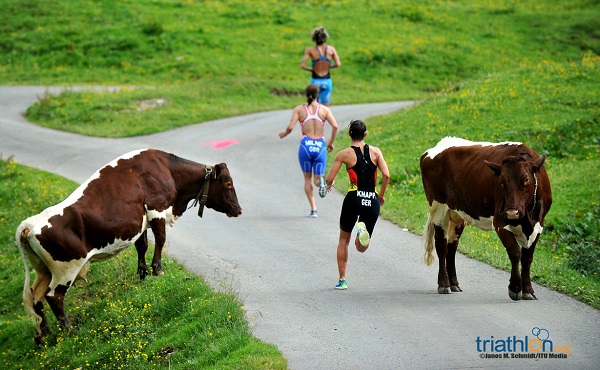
[{"xmin": 300, "ymin": 103, "xmax": 324, "ymax": 128}]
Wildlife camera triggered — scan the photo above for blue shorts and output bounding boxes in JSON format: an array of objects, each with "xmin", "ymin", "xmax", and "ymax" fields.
[
  {"xmin": 310, "ymin": 78, "xmax": 332, "ymax": 105},
  {"xmin": 298, "ymin": 136, "xmax": 327, "ymax": 175}
]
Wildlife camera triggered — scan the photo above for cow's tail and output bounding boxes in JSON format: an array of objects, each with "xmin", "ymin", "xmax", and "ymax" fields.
[
  {"xmin": 423, "ymin": 214, "xmax": 436, "ymax": 266},
  {"xmin": 16, "ymin": 227, "xmax": 43, "ymax": 335}
]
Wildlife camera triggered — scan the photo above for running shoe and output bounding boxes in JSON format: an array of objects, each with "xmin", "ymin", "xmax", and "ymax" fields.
[
  {"xmin": 335, "ymin": 279, "xmax": 348, "ymax": 290},
  {"xmin": 308, "ymin": 210, "xmax": 318, "ymax": 218},
  {"xmin": 318, "ymin": 175, "xmax": 327, "ymax": 198},
  {"xmin": 356, "ymin": 222, "xmax": 370, "ymax": 247}
]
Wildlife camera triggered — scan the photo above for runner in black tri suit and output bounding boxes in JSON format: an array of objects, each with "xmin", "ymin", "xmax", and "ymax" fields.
[{"xmin": 324, "ymin": 119, "xmax": 390, "ymax": 290}]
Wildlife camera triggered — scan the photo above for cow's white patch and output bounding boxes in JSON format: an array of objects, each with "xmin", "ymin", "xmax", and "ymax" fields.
[
  {"xmin": 503, "ymin": 222, "xmax": 543, "ymax": 249},
  {"xmin": 530, "ymin": 222, "xmax": 544, "ymax": 247},
  {"xmin": 424, "ymin": 136, "xmax": 522, "ymax": 160},
  {"xmin": 104, "ymin": 149, "xmax": 146, "ymax": 168},
  {"xmin": 454, "ymin": 210, "xmax": 494, "ymax": 231},
  {"xmin": 429, "ymin": 201, "xmax": 494, "ymax": 238},
  {"xmin": 503, "ymin": 224, "xmax": 527, "ymax": 248},
  {"xmin": 87, "ymin": 235, "xmax": 144, "ymax": 262},
  {"xmin": 146, "ymin": 205, "xmax": 178, "ymax": 230},
  {"xmin": 428, "ymin": 200, "xmax": 447, "ymax": 226},
  {"xmin": 44, "ymin": 257, "xmax": 89, "ymax": 297}
]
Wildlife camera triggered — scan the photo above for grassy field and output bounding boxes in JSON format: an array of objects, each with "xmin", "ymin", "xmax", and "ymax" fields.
[
  {"xmin": 4, "ymin": 0, "xmax": 597, "ymax": 136},
  {"xmin": 1, "ymin": 0, "xmax": 599, "ymax": 368}
]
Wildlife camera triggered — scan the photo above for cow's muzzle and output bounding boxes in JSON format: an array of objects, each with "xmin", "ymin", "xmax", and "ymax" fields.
[
  {"xmin": 227, "ymin": 208, "xmax": 242, "ymax": 218},
  {"xmin": 505, "ymin": 209, "xmax": 521, "ymax": 219}
]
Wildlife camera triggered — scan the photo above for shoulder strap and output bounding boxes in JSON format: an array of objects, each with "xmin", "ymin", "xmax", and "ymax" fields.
[{"xmin": 315, "ymin": 45, "xmax": 327, "ymax": 59}]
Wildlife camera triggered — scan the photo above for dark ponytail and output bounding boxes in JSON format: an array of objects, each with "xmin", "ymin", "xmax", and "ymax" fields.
[{"xmin": 306, "ymin": 84, "xmax": 320, "ymax": 105}]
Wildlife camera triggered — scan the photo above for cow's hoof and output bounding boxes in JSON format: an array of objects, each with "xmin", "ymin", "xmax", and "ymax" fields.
[
  {"xmin": 153, "ymin": 269, "xmax": 164, "ymax": 276},
  {"xmin": 137, "ymin": 267, "xmax": 149, "ymax": 280},
  {"xmin": 438, "ymin": 286, "xmax": 451, "ymax": 294},
  {"xmin": 508, "ymin": 289, "xmax": 522, "ymax": 301},
  {"xmin": 451, "ymin": 285, "xmax": 462, "ymax": 292},
  {"xmin": 522, "ymin": 292, "xmax": 537, "ymax": 300}
]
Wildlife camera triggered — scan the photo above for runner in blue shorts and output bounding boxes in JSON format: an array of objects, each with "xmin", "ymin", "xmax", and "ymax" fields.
[
  {"xmin": 324, "ymin": 119, "xmax": 390, "ymax": 290},
  {"xmin": 279, "ymin": 84, "xmax": 339, "ymax": 217},
  {"xmin": 301, "ymin": 27, "xmax": 341, "ymax": 106}
]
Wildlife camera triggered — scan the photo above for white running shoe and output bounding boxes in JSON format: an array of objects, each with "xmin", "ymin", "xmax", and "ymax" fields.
[
  {"xmin": 356, "ymin": 222, "xmax": 370, "ymax": 247},
  {"xmin": 318, "ymin": 175, "xmax": 327, "ymax": 198}
]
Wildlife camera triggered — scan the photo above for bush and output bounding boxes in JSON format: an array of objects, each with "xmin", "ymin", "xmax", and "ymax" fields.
[{"xmin": 560, "ymin": 209, "xmax": 600, "ymax": 278}]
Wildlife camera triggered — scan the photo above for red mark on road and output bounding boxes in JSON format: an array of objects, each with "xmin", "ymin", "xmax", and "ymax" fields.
[{"xmin": 202, "ymin": 140, "xmax": 239, "ymax": 149}]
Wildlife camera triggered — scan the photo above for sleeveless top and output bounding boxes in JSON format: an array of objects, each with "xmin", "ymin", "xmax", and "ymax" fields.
[
  {"xmin": 311, "ymin": 46, "xmax": 331, "ymax": 79},
  {"xmin": 347, "ymin": 145, "xmax": 378, "ymax": 192},
  {"xmin": 300, "ymin": 104, "xmax": 324, "ymax": 132}
]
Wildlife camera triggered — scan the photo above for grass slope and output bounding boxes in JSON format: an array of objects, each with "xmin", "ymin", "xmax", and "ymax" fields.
[{"xmin": 2, "ymin": 0, "xmax": 598, "ymax": 136}]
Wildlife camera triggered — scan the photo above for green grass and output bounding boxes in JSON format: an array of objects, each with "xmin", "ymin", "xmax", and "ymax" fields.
[
  {"xmin": 3, "ymin": 0, "xmax": 598, "ymax": 136},
  {"xmin": 0, "ymin": 159, "xmax": 286, "ymax": 369}
]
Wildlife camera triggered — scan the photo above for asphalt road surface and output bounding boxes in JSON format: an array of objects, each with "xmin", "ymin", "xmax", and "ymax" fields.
[{"xmin": 2, "ymin": 86, "xmax": 598, "ymax": 369}]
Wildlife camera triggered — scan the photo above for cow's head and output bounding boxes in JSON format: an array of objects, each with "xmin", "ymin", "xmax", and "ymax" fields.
[
  {"xmin": 485, "ymin": 155, "xmax": 546, "ymax": 220},
  {"xmin": 206, "ymin": 163, "xmax": 242, "ymax": 218}
]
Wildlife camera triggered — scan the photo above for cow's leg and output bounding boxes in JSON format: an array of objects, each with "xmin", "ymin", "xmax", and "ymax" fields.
[
  {"xmin": 149, "ymin": 219, "xmax": 167, "ymax": 276},
  {"xmin": 446, "ymin": 221, "xmax": 465, "ymax": 292},
  {"xmin": 45, "ymin": 284, "xmax": 71, "ymax": 329},
  {"xmin": 434, "ymin": 225, "xmax": 451, "ymax": 294},
  {"xmin": 135, "ymin": 231, "xmax": 150, "ymax": 280},
  {"xmin": 520, "ymin": 241, "xmax": 538, "ymax": 300},
  {"xmin": 33, "ymin": 300, "xmax": 50, "ymax": 344},
  {"xmin": 32, "ymin": 271, "xmax": 52, "ymax": 344},
  {"xmin": 497, "ymin": 229, "xmax": 522, "ymax": 300}
]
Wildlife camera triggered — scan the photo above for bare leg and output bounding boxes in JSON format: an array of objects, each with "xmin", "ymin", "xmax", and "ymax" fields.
[
  {"xmin": 354, "ymin": 233, "xmax": 369, "ymax": 252},
  {"xmin": 303, "ymin": 172, "xmax": 316, "ymax": 212},
  {"xmin": 337, "ymin": 230, "xmax": 352, "ymax": 280}
]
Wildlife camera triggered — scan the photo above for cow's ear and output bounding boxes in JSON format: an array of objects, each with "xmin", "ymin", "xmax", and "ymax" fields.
[
  {"xmin": 213, "ymin": 163, "xmax": 229, "ymax": 178},
  {"xmin": 213, "ymin": 164, "xmax": 223, "ymax": 178},
  {"xmin": 484, "ymin": 160, "xmax": 502, "ymax": 176},
  {"xmin": 532, "ymin": 155, "xmax": 547, "ymax": 172}
]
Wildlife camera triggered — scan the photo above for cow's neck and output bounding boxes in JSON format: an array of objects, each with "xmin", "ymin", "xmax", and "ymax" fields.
[{"xmin": 171, "ymin": 161, "xmax": 212, "ymax": 216}]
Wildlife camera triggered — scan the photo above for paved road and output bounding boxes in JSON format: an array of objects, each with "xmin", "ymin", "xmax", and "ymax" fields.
[{"xmin": 2, "ymin": 86, "xmax": 598, "ymax": 369}]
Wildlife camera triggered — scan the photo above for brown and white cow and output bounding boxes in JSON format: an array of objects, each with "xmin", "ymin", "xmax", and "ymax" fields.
[
  {"xmin": 15, "ymin": 149, "xmax": 242, "ymax": 343},
  {"xmin": 420, "ymin": 137, "xmax": 552, "ymax": 301}
]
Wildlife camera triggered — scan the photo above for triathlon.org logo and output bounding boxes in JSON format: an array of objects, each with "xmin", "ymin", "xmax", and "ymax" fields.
[{"xmin": 476, "ymin": 327, "xmax": 571, "ymax": 359}]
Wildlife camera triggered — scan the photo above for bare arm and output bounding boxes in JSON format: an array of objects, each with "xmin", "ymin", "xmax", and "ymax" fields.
[
  {"xmin": 279, "ymin": 108, "xmax": 300, "ymax": 138},
  {"xmin": 372, "ymin": 147, "xmax": 390, "ymax": 205},
  {"xmin": 325, "ymin": 151, "xmax": 345, "ymax": 190},
  {"xmin": 325, "ymin": 109, "xmax": 339, "ymax": 152},
  {"xmin": 300, "ymin": 47, "xmax": 313, "ymax": 72},
  {"xmin": 330, "ymin": 46, "xmax": 341, "ymax": 68}
]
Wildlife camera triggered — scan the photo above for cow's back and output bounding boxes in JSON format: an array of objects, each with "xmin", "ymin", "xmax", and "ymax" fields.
[{"xmin": 420, "ymin": 138, "xmax": 535, "ymax": 220}]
